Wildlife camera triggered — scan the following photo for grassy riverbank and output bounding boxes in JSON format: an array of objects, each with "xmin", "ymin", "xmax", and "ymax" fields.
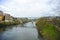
[
  {"xmin": 0, "ymin": 20, "xmax": 20, "ymax": 27},
  {"xmin": 36, "ymin": 17, "xmax": 60, "ymax": 40},
  {"xmin": 0, "ymin": 20, "xmax": 29, "ymax": 27}
]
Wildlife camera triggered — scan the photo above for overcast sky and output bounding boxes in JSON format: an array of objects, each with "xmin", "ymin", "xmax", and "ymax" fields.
[{"xmin": 0, "ymin": 0, "xmax": 60, "ymax": 17}]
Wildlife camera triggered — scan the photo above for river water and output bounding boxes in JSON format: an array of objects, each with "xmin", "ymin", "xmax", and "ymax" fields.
[{"xmin": 0, "ymin": 22, "xmax": 42, "ymax": 40}]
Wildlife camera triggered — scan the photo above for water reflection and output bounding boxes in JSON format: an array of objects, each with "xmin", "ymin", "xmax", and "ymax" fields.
[
  {"xmin": 0, "ymin": 28, "xmax": 5, "ymax": 32},
  {"xmin": 0, "ymin": 22, "xmax": 41, "ymax": 40}
]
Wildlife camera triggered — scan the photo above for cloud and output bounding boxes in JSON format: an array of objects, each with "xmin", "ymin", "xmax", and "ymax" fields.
[{"xmin": 0, "ymin": 0, "xmax": 60, "ymax": 17}]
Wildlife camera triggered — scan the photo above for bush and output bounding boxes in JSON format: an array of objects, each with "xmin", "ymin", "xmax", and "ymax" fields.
[{"xmin": 0, "ymin": 20, "xmax": 21, "ymax": 27}]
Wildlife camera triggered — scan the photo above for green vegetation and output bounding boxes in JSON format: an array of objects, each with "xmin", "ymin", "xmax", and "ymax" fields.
[
  {"xmin": 36, "ymin": 17, "xmax": 60, "ymax": 40},
  {"xmin": 0, "ymin": 20, "xmax": 20, "ymax": 27},
  {"xmin": 0, "ymin": 18, "xmax": 31, "ymax": 27}
]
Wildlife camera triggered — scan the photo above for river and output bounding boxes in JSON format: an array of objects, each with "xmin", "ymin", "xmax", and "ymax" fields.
[{"xmin": 0, "ymin": 22, "xmax": 43, "ymax": 40}]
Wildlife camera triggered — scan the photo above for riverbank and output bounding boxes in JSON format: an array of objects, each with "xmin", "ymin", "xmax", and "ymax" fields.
[
  {"xmin": 0, "ymin": 20, "xmax": 29, "ymax": 27},
  {"xmin": 0, "ymin": 21, "xmax": 19, "ymax": 27},
  {"xmin": 36, "ymin": 17, "xmax": 60, "ymax": 40}
]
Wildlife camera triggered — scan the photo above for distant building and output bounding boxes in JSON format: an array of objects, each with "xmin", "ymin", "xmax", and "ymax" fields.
[
  {"xmin": 4, "ymin": 13, "xmax": 10, "ymax": 20},
  {"xmin": 0, "ymin": 11, "xmax": 5, "ymax": 21},
  {"xmin": 4, "ymin": 13, "xmax": 13, "ymax": 20},
  {"xmin": 0, "ymin": 11, "xmax": 14, "ymax": 22},
  {"xmin": 0, "ymin": 15, "xmax": 5, "ymax": 21}
]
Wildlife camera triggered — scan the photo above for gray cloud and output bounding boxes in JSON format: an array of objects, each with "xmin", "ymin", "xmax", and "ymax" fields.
[{"xmin": 0, "ymin": 0, "xmax": 60, "ymax": 17}]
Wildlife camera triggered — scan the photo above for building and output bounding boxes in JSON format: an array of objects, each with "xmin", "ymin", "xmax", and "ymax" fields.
[
  {"xmin": 4, "ymin": 13, "xmax": 10, "ymax": 20},
  {"xmin": 0, "ymin": 11, "xmax": 13, "ymax": 21},
  {"xmin": 0, "ymin": 11, "xmax": 5, "ymax": 21},
  {"xmin": 4, "ymin": 13, "xmax": 13, "ymax": 20},
  {"xmin": 0, "ymin": 15, "xmax": 5, "ymax": 21}
]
